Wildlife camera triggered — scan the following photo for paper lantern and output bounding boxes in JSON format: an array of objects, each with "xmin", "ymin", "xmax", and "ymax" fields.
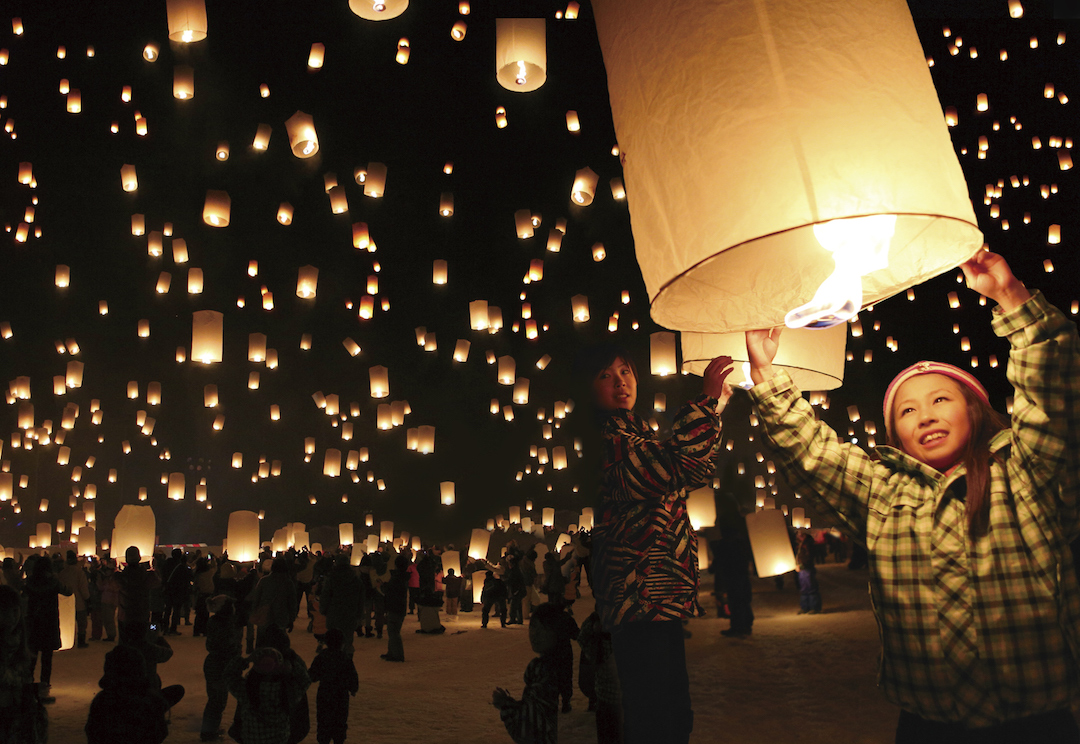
[
  {"xmin": 173, "ymin": 65, "xmax": 194, "ymax": 99},
  {"xmin": 495, "ymin": 18, "xmax": 546, "ymax": 92},
  {"xmin": 227, "ymin": 511, "xmax": 260, "ymax": 562},
  {"xmin": 468, "ymin": 527, "xmax": 490, "ymax": 560},
  {"xmin": 252, "ymin": 124, "xmax": 271, "ymax": 150},
  {"xmin": 514, "ymin": 209, "xmax": 534, "ymax": 239},
  {"xmin": 203, "ymin": 385, "xmax": 218, "ymax": 408},
  {"xmin": 277, "ymin": 202, "xmax": 294, "ymax": 225},
  {"xmin": 453, "ymin": 339, "xmax": 470, "ymax": 362},
  {"xmin": 323, "ymin": 448, "xmax": 342, "ymax": 477},
  {"xmin": 440, "ymin": 481, "xmax": 455, "ymax": 505},
  {"xmin": 285, "ymin": 111, "xmax": 319, "ymax": 157},
  {"xmin": 451, "ymin": 21, "xmax": 467, "ymax": 40},
  {"xmin": 417, "ymin": 425, "xmax": 435, "ymax": 454},
  {"xmin": 364, "ymin": 163, "xmax": 387, "ymax": 197},
  {"xmin": 187, "ymin": 268, "xmax": 204, "ymax": 294},
  {"xmin": 541, "ymin": 508, "xmax": 555, "ymax": 528},
  {"xmin": 571, "ymin": 167, "xmax": 598, "ymax": 206},
  {"xmin": 470, "ymin": 300, "xmax": 490, "ymax": 330},
  {"xmin": 66, "ymin": 90, "xmax": 81, "ymax": 113},
  {"xmin": 432, "ymin": 259, "xmax": 448, "ymax": 285},
  {"xmin": 349, "ymin": 0, "xmax": 408, "ymax": 20},
  {"xmin": 203, "ymin": 190, "xmax": 231, "ymax": 226},
  {"xmin": 248, "ymin": 333, "xmax": 267, "ymax": 362},
  {"xmin": 439, "ymin": 192, "xmax": 454, "ymax": 216},
  {"xmin": 137, "ymin": 319, "xmax": 150, "ymax": 338},
  {"xmin": 307, "ymin": 43, "xmax": 325, "ymax": 69},
  {"xmin": 369, "ymin": 366, "xmax": 389, "ymax": 398},
  {"xmin": 552, "ymin": 446, "xmax": 567, "ymax": 470},
  {"xmin": 513, "ymin": 378, "xmax": 530, "ymax": 404},
  {"xmin": 57, "ymin": 593, "xmax": 75, "ymax": 650},
  {"xmin": 571, "ymin": 295, "xmax": 589, "ymax": 322},
  {"xmin": 113, "ymin": 505, "xmax": 155, "ymax": 564},
  {"xmin": 650, "ymin": 332, "xmax": 677, "ymax": 376},
  {"xmin": 497, "ymin": 356, "xmax": 516, "ymax": 384},
  {"xmin": 296, "ymin": 265, "xmax": 318, "ymax": 298},
  {"xmin": 0, "ymin": 474, "xmax": 10, "ymax": 502},
  {"xmin": 379, "ymin": 521, "xmax": 395, "ymax": 543},
  {"xmin": 120, "ymin": 164, "xmax": 138, "ymax": 192},
  {"xmin": 167, "ymin": 473, "xmax": 185, "ymax": 500},
  {"xmin": 745, "ymin": 508, "xmax": 796, "ymax": 577},
  {"xmin": 591, "ymin": 0, "xmax": 983, "ymax": 334},
  {"xmin": 441, "ymin": 550, "xmax": 460, "ymax": 578},
  {"xmin": 192, "ymin": 310, "xmax": 223, "ymax": 364},
  {"xmin": 681, "ymin": 322, "xmax": 847, "ymax": 390},
  {"xmin": 166, "ymin": 0, "xmax": 207, "ymax": 42},
  {"xmin": 686, "ymin": 487, "xmax": 717, "ymax": 530}
]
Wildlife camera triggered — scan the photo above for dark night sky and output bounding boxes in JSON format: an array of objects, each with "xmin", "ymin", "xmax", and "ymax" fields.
[{"xmin": 0, "ymin": 0, "xmax": 1077, "ymax": 551}]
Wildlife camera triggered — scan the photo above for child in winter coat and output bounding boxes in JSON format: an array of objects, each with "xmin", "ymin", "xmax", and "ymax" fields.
[
  {"xmin": 308, "ymin": 628, "xmax": 359, "ymax": 744},
  {"xmin": 492, "ymin": 603, "xmax": 562, "ymax": 744}
]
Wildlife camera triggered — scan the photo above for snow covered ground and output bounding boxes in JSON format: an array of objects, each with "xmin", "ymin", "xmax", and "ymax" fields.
[{"xmin": 44, "ymin": 563, "xmax": 899, "ymax": 743}]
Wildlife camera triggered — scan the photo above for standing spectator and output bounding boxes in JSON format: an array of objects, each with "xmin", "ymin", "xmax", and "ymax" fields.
[
  {"xmin": 200, "ymin": 595, "xmax": 241, "ymax": 742},
  {"xmin": 235, "ymin": 563, "xmax": 259, "ymax": 654},
  {"xmin": 308, "ymin": 628, "xmax": 359, "ymax": 744},
  {"xmin": 795, "ymin": 531, "xmax": 822, "ymax": 615},
  {"xmin": 250, "ymin": 557, "xmax": 298, "ymax": 646},
  {"xmin": 551, "ymin": 605, "xmax": 579, "ymax": 713},
  {"xmin": 294, "ymin": 552, "xmax": 317, "ymax": 631},
  {"xmin": 320, "ymin": 555, "xmax": 361, "ymax": 657},
  {"xmin": 481, "ymin": 571, "xmax": 508, "ymax": 629},
  {"xmin": 225, "ymin": 647, "xmax": 307, "ymax": 744},
  {"xmin": 87, "ymin": 558, "xmax": 104, "ymax": 642},
  {"xmin": 117, "ymin": 546, "xmax": 161, "ymax": 641},
  {"xmin": 380, "ymin": 553, "xmax": 408, "ymax": 662},
  {"xmin": 192, "ymin": 556, "xmax": 216, "ymax": 637},
  {"xmin": 505, "ymin": 551, "xmax": 526, "ymax": 626},
  {"xmin": 23, "ymin": 555, "xmax": 72, "ymax": 703},
  {"xmin": 0, "ymin": 584, "xmax": 37, "ymax": 744},
  {"xmin": 491, "ymin": 603, "xmax": 561, "ymax": 744},
  {"xmin": 1, "ymin": 558, "xmax": 23, "ymax": 593},
  {"xmin": 405, "ymin": 552, "xmax": 420, "ymax": 615},
  {"xmin": 714, "ymin": 487, "xmax": 755, "ymax": 638},
  {"xmin": 443, "ymin": 569, "xmax": 462, "ymax": 620},
  {"xmin": 58, "ymin": 551, "xmax": 90, "ymax": 648},
  {"xmin": 161, "ymin": 549, "xmax": 192, "ymax": 636},
  {"xmin": 520, "ymin": 549, "xmax": 538, "ymax": 623}
]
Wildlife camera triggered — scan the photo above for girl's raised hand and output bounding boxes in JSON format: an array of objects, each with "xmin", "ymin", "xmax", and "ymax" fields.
[
  {"xmin": 745, "ymin": 328, "xmax": 782, "ymax": 385},
  {"xmin": 960, "ymin": 250, "xmax": 1031, "ymax": 312}
]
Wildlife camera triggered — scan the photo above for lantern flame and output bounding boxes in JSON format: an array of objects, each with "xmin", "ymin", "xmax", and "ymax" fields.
[
  {"xmin": 516, "ymin": 61, "xmax": 527, "ymax": 85},
  {"xmin": 785, "ymin": 215, "xmax": 897, "ymax": 330}
]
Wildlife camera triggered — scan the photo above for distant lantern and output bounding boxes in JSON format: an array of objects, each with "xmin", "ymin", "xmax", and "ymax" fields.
[
  {"xmin": 566, "ymin": 110, "xmax": 581, "ymax": 132},
  {"xmin": 296, "ymin": 265, "xmax": 319, "ymax": 298},
  {"xmin": 514, "ymin": 209, "xmax": 534, "ymax": 238},
  {"xmin": 349, "ymin": 0, "xmax": 409, "ymax": 21},
  {"xmin": 470, "ymin": 300, "xmax": 490, "ymax": 330},
  {"xmin": 440, "ymin": 482, "xmax": 455, "ymax": 506},
  {"xmin": 307, "ymin": 43, "xmax": 325, "ymax": 68},
  {"xmin": 417, "ymin": 425, "xmax": 436, "ymax": 454},
  {"xmin": 571, "ymin": 295, "xmax": 590, "ymax": 322},
  {"xmin": 650, "ymin": 332, "xmax": 677, "ymax": 376},
  {"xmin": 187, "ymin": 268, "xmax": 204, "ymax": 294},
  {"xmin": 166, "ymin": 0, "xmax": 207, "ymax": 42},
  {"xmin": 571, "ymin": 167, "xmax": 598, "ymax": 205},
  {"xmin": 745, "ymin": 509, "xmax": 797, "ymax": 577},
  {"xmin": 352, "ymin": 222, "xmax": 370, "ymax": 249},
  {"xmin": 328, "ymin": 186, "xmax": 348, "ymax": 214},
  {"xmin": 172, "ymin": 239, "xmax": 189, "ymax": 263},
  {"xmin": 468, "ymin": 528, "xmax": 491, "ymax": 560},
  {"xmin": 285, "ymin": 111, "xmax": 319, "ymax": 157},
  {"xmin": 542, "ymin": 508, "xmax": 555, "ymax": 527},
  {"xmin": 67, "ymin": 90, "xmax": 81, "ymax": 113},
  {"xmin": 252, "ymin": 123, "xmax": 271, "ymax": 150},
  {"xmin": 453, "ymin": 339, "xmax": 471, "ymax": 362},
  {"xmin": 277, "ymin": 202, "xmax": 293, "ymax": 224},
  {"xmin": 168, "ymin": 472, "xmax": 185, "ymax": 501},
  {"xmin": 451, "ymin": 21, "xmax": 467, "ymax": 40},
  {"xmin": 369, "ymin": 366, "xmax": 389, "ymax": 398},
  {"xmin": 120, "ymin": 164, "xmax": 138, "ymax": 192},
  {"xmin": 396, "ymin": 38, "xmax": 410, "ymax": 64},
  {"xmin": 552, "ymin": 446, "xmax": 567, "ymax": 470},
  {"xmin": 498, "ymin": 356, "xmax": 516, "ymax": 385},
  {"xmin": 323, "ymin": 448, "xmax": 342, "ymax": 477},
  {"xmin": 248, "ymin": 333, "xmax": 267, "ymax": 362},
  {"xmin": 138, "ymin": 319, "xmax": 150, "ymax": 338},
  {"xmin": 192, "ymin": 310, "xmax": 223, "ymax": 363},
  {"xmin": 495, "ymin": 106, "xmax": 508, "ymax": 128},
  {"xmin": 216, "ymin": 141, "xmax": 229, "ymax": 160},
  {"xmin": 593, "ymin": 242, "xmax": 607, "ymax": 261},
  {"xmin": 591, "ymin": 0, "xmax": 984, "ymax": 336},
  {"xmin": 513, "ymin": 378, "xmax": 530, "ymax": 404},
  {"xmin": 495, "ymin": 18, "xmax": 547, "ymax": 92},
  {"xmin": 433, "ymin": 260, "xmax": 448, "ymax": 284},
  {"xmin": 1059, "ymin": 151, "xmax": 1074, "ymax": 171},
  {"xmin": 55, "ymin": 265, "xmax": 70, "ymax": 288},
  {"xmin": 173, "ymin": 65, "xmax": 194, "ymax": 99},
  {"xmin": 1049, "ymin": 225, "xmax": 1061, "ymax": 244},
  {"xmin": 364, "ymin": 163, "xmax": 387, "ymax": 197},
  {"xmin": 203, "ymin": 190, "xmax": 231, "ymax": 226},
  {"xmin": 439, "ymin": 192, "xmax": 454, "ymax": 216},
  {"xmin": 610, "ymin": 177, "xmax": 626, "ymax": 199}
]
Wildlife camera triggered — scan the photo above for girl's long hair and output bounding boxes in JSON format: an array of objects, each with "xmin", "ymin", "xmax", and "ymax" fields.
[{"xmin": 888, "ymin": 384, "xmax": 1009, "ymax": 537}]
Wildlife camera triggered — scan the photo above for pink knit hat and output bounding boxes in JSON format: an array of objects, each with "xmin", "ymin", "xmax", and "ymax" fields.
[{"xmin": 882, "ymin": 361, "xmax": 990, "ymax": 436}]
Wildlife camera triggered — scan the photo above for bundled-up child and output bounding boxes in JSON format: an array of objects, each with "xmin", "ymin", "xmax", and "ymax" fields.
[
  {"xmin": 308, "ymin": 628, "xmax": 359, "ymax": 744},
  {"xmin": 577, "ymin": 611, "xmax": 622, "ymax": 743},
  {"xmin": 492, "ymin": 603, "xmax": 562, "ymax": 744},
  {"xmin": 224, "ymin": 646, "xmax": 309, "ymax": 744}
]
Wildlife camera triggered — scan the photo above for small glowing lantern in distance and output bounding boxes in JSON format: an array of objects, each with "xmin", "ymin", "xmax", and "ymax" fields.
[
  {"xmin": 542, "ymin": 508, "xmax": 555, "ymax": 527},
  {"xmin": 571, "ymin": 167, "xmax": 598, "ymax": 205},
  {"xmin": 364, "ymin": 163, "xmax": 387, "ymax": 197},
  {"xmin": 278, "ymin": 203, "xmax": 293, "ymax": 224},
  {"xmin": 307, "ymin": 43, "xmax": 325, "ymax": 69},
  {"xmin": 451, "ymin": 21, "xmax": 467, "ymax": 40},
  {"xmin": 173, "ymin": 65, "xmax": 194, "ymax": 99},
  {"xmin": 166, "ymin": 0, "xmax": 207, "ymax": 42},
  {"xmin": 495, "ymin": 18, "xmax": 547, "ymax": 92},
  {"xmin": 571, "ymin": 295, "xmax": 590, "ymax": 322},
  {"xmin": 168, "ymin": 472, "xmax": 186, "ymax": 500},
  {"xmin": 650, "ymin": 332, "xmax": 677, "ymax": 376},
  {"xmin": 590, "ymin": 0, "xmax": 983, "ymax": 335},
  {"xmin": 285, "ymin": 111, "xmax": 319, "ymax": 157},
  {"xmin": 440, "ymin": 481, "xmax": 455, "ymax": 505},
  {"xmin": 120, "ymin": 164, "xmax": 138, "ymax": 192},
  {"xmin": 686, "ymin": 487, "xmax": 717, "ymax": 530},
  {"xmin": 323, "ymin": 448, "xmax": 342, "ymax": 477},
  {"xmin": 439, "ymin": 193, "xmax": 454, "ymax": 216},
  {"xmin": 349, "ymin": 0, "xmax": 409, "ymax": 20},
  {"xmin": 252, "ymin": 124, "xmax": 271, "ymax": 150},
  {"xmin": 296, "ymin": 266, "xmax": 319, "ymax": 298},
  {"xmin": 203, "ymin": 190, "xmax": 231, "ymax": 227},
  {"xmin": 369, "ymin": 366, "xmax": 389, "ymax": 398}
]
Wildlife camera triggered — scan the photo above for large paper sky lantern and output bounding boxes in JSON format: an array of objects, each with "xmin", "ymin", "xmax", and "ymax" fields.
[
  {"xmin": 496, "ymin": 19, "xmax": 546, "ymax": 92},
  {"xmin": 113, "ymin": 505, "xmax": 155, "ymax": 563},
  {"xmin": 192, "ymin": 310, "xmax": 223, "ymax": 363},
  {"xmin": 745, "ymin": 508, "xmax": 797, "ymax": 577},
  {"xmin": 226, "ymin": 511, "xmax": 260, "ymax": 561},
  {"xmin": 166, "ymin": 0, "xmax": 207, "ymax": 43},
  {"xmin": 591, "ymin": 0, "xmax": 983, "ymax": 334},
  {"xmin": 285, "ymin": 111, "xmax": 319, "ymax": 158},
  {"xmin": 350, "ymin": 0, "xmax": 408, "ymax": 21}
]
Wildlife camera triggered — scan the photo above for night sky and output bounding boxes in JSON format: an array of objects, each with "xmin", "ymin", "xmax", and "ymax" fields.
[{"xmin": 0, "ymin": 0, "xmax": 1076, "ymax": 551}]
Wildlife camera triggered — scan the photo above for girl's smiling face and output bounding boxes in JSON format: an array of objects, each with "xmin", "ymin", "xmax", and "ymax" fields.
[
  {"xmin": 592, "ymin": 357, "xmax": 637, "ymax": 411},
  {"xmin": 891, "ymin": 373, "xmax": 972, "ymax": 472}
]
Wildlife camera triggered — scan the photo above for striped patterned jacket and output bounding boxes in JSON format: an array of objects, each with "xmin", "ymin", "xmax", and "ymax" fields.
[
  {"xmin": 750, "ymin": 291, "xmax": 1080, "ymax": 727},
  {"xmin": 593, "ymin": 396, "xmax": 723, "ymax": 629}
]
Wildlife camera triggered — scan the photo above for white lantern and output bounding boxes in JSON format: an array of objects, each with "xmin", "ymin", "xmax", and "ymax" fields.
[
  {"xmin": 745, "ymin": 508, "xmax": 797, "ymax": 577},
  {"xmin": 495, "ymin": 18, "xmax": 546, "ymax": 92}
]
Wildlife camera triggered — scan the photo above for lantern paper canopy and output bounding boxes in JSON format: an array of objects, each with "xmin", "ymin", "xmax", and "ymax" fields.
[
  {"xmin": 571, "ymin": 167, "xmax": 598, "ymax": 206},
  {"xmin": 324, "ymin": 448, "xmax": 342, "ymax": 477},
  {"xmin": 226, "ymin": 511, "xmax": 260, "ymax": 562},
  {"xmin": 681, "ymin": 322, "xmax": 847, "ymax": 390},
  {"xmin": 591, "ymin": 0, "xmax": 983, "ymax": 334},
  {"xmin": 349, "ymin": 0, "xmax": 409, "ymax": 21},
  {"xmin": 440, "ymin": 481, "xmax": 455, "ymax": 505},
  {"xmin": 380, "ymin": 521, "xmax": 394, "ymax": 543},
  {"xmin": 191, "ymin": 306, "xmax": 224, "ymax": 362},
  {"xmin": 112, "ymin": 505, "xmax": 156, "ymax": 563},
  {"xmin": 542, "ymin": 507, "xmax": 555, "ymax": 527},
  {"xmin": 369, "ymin": 366, "xmax": 389, "ymax": 398},
  {"xmin": 168, "ymin": 472, "xmax": 186, "ymax": 500},
  {"xmin": 364, "ymin": 163, "xmax": 387, "ymax": 197},
  {"xmin": 468, "ymin": 527, "xmax": 491, "ymax": 560},
  {"xmin": 203, "ymin": 190, "xmax": 231, "ymax": 227},
  {"xmin": 650, "ymin": 332, "xmax": 677, "ymax": 376},
  {"xmin": 339, "ymin": 523, "xmax": 354, "ymax": 546},
  {"xmin": 442, "ymin": 550, "xmax": 460, "ymax": 578},
  {"xmin": 173, "ymin": 65, "xmax": 194, "ymax": 99},
  {"xmin": 495, "ymin": 18, "xmax": 546, "ymax": 92},
  {"xmin": 686, "ymin": 487, "xmax": 717, "ymax": 530},
  {"xmin": 77, "ymin": 525, "xmax": 96, "ymax": 557},
  {"xmin": 285, "ymin": 111, "xmax": 319, "ymax": 157},
  {"xmin": 120, "ymin": 164, "xmax": 138, "ymax": 192},
  {"xmin": 296, "ymin": 265, "xmax": 319, "ymax": 298},
  {"xmin": 166, "ymin": 0, "xmax": 207, "ymax": 42},
  {"xmin": 745, "ymin": 508, "xmax": 797, "ymax": 578}
]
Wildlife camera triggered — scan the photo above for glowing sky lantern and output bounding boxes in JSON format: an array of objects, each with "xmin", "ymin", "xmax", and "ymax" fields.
[
  {"xmin": 592, "ymin": 0, "xmax": 983, "ymax": 335},
  {"xmin": 191, "ymin": 310, "xmax": 223, "ymax": 363},
  {"xmin": 166, "ymin": 0, "xmax": 208, "ymax": 43},
  {"xmin": 203, "ymin": 190, "xmax": 231, "ymax": 226},
  {"xmin": 349, "ymin": 0, "xmax": 409, "ymax": 20},
  {"xmin": 285, "ymin": 111, "xmax": 319, "ymax": 157},
  {"xmin": 570, "ymin": 167, "xmax": 598, "ymax": 205},
  {"xmin": 173, "ymin": 65, "xmax": 194, "ymax": 99},
  {"xmin": 227, "ymin": 510, "xmax": 260, "ymax": 562},
  {"xmin": 296, "ymin": 265, "xmax": 318, "ymax": 298},
  {"xmin": 496, "ymin": 19, "xmax": 546, "ymax": 92},
  {"xmin": 440, "ymin": 481, "xmax": 455, "ymax": 505}
]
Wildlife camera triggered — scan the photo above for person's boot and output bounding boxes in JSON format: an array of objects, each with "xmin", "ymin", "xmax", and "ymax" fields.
[{"xmin": 39, "ymin": 683, "xmax": 55, "ymax": 704}]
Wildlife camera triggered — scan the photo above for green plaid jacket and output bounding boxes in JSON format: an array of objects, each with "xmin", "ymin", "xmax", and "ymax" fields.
[{"xmin": 750, "ymin": 291, "xmax": 1080, "ymax": 727}]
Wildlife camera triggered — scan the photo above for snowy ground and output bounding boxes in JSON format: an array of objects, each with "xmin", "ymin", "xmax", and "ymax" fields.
[{"xmin": 44, "ymin": 563, "xmax": 901, "ymax": 743}]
